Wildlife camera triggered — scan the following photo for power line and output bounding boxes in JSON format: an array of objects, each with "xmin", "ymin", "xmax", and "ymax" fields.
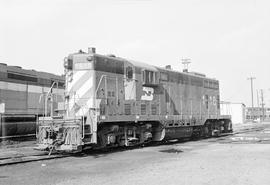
[{"xmin": 256, "ymin": 89, "xmax": 260, "ymax": 107}]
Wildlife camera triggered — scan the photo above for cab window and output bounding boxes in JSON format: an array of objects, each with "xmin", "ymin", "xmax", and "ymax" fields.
[
  {"xmin": 126, "ymin": 66, "xmax": 133, "ymax": 79},
  {"xmin": 143, "ymin": 70, "xmax": 155, "ymax": 84}
]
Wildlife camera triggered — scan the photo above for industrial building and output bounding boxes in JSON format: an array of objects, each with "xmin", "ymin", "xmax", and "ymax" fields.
[{"xmin": 220, "ymin": 102, "xmax": 246, "ymax": 124}]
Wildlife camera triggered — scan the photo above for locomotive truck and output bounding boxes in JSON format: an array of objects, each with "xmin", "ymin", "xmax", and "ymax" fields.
[{"xmin": 36, "ymin": 48, "xmax": 232, "ymax": 152}]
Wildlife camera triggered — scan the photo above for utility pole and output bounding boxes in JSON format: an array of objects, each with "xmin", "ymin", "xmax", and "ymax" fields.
[
  {"xmin": 181, "ymin": 58, "xmax": 191, "ymax": 72},
  {"xmin": 247, "ymin": 77, "xmax": 256, "ymax": 120},
  {"xmin": 260, "ymin": 89, "xmax": 265, "ymax": 121},
  {"xmin": 256, "ymin": 90, "xmax": 260, "ymax": 107}
]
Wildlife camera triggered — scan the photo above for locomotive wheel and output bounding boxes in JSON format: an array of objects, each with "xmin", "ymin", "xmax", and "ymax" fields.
[{"xmin": 203, "ymin": 124, "xmax": 210, "ymax": 137}]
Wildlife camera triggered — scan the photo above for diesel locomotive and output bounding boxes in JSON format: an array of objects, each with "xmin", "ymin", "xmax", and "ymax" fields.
[
  {"xmin": 0, "ymin": 64, "xmax": 64, "ymax": 138},
  {"xmin": 36, "ymin": 48, "xmax": 232, "ymax": 152}
]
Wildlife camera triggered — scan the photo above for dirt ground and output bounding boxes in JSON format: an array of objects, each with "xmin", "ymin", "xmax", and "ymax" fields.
[{"xmin": 1, "ymin": 123, "xmax": 270, "ymax": 185}]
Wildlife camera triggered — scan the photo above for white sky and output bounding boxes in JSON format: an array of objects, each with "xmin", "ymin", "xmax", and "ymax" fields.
[{"xmin": 1, "ymin": 0, "xmax": 270, "ymax": 107}]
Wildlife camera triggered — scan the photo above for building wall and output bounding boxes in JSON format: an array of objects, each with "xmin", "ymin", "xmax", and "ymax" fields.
[
  {"xmin": 246, "ymin": 107, "xmax": 270, "ymax": 121},
  {"xmin": 220, "ymin": 102, "xmax": 246, "ymax": 124}
]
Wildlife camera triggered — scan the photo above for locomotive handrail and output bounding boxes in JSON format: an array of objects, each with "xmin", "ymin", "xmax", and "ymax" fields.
[
  {"xmin": 80, "ymin": 104, "xmax": 86, "ymax": 140},
  {"xmin": 36, "ymin": 81, "xmax": 59, "ymax": 140},
  {"xmin": 35, "ymin": 113, "xmax": 38, "ymax": 139},
  {"xmin": 37, "ymin": 93, "xmax": 48, "ymax": 139},
  {"xmin": 95, "ymin": 75, "xmax": 107, "ymax": 99},
  {"xmin": 45, "ymin": 81, "xmax": 57, "ymax": 116},
  {"xmin": 70, "ymin": 92, "xmax": 86, "ymax": 140},
  {"xmin": 38, "ymin": 93, "xmax": 45, "ymax": 117},
  {"xmin": 37, "ymin": 93, "xmax": 44, "ymax": 138},
  {"xmin": 94, "ymin": 75, "xmax": 107, "ymax": 108}
]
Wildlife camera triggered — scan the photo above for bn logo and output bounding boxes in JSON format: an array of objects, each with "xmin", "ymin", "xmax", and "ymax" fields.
[{"xmin": 141, "ymin": 87, "xmax": 154, "ymax": 101}]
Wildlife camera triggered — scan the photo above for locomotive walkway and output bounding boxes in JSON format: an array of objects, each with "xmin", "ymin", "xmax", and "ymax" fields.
[{"xmin": 0, "ymin": 122, "xmax": 268, "ymax": 166}]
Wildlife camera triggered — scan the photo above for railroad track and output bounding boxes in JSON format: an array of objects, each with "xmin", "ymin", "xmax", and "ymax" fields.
[
  {"xmin": 233, "ymin": 124, "xmax": 268, "ymax": 135},
  {"xmin": 0, "ymin": 153, "xmax": 68, "ymax": 166},
  {"xmin": 0, "ymin": 124, "xmax": 267, "ymax": 166}
]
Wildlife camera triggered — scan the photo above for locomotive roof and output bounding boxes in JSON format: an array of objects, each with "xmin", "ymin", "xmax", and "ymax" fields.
[
  {"xmin": 80, "ymin": 52, "xmax": 218, "ymax": 81},
  {"xmin": 94, "ymin": 53, "xmax": 158, "ymax": 72},
  {"xmin": 0, "ymin": 63, "xmax": 64, "ymax": 80},
  {"xmin": 157, "ymin": 66, "xmax": 217, "ymax": 81},
  {"xmin": 91, "ymin": 53, "xmax": 217, "ymax": 81},
  {"xmin": 128, "ymin": 60, "xmax": 158, "ymax": 72}
]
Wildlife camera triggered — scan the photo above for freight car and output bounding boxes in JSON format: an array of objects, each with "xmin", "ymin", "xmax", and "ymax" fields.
[
  {"xmin": 0, "ymin": 64, "xmax": 65, "ymax": 138},
  {"xmin": 36, "ymin": 48, "xmax": 232, "ymax": 152}
]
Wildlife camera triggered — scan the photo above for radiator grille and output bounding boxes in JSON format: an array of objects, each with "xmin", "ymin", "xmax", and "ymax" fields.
[
  {"xmin": 151, "ymin": 104, "xmax": 157, "ymax": 115},
  {"xmin": 141, "ymin": 104, "xmax": 146, "ymax": 115},
  {"xmin": 124, "ymin": 103, "xmax": 131, "ymax": 115}
]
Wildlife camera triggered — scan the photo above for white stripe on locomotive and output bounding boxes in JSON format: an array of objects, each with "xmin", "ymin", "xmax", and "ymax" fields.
[
  {"xmin": 68, "ymin": 77, "xmax": 93, "ymax": 111},
  {"xmin": 67, "ymin": 72, "xmax": 95, "ymax": 116},
  {"xmin": 67, "ymin": 70, "xmax": 87, "ymax": 92},
  {"xmin": 67, "ymin": 71, "xmax": 92, "ymax": 96}
]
